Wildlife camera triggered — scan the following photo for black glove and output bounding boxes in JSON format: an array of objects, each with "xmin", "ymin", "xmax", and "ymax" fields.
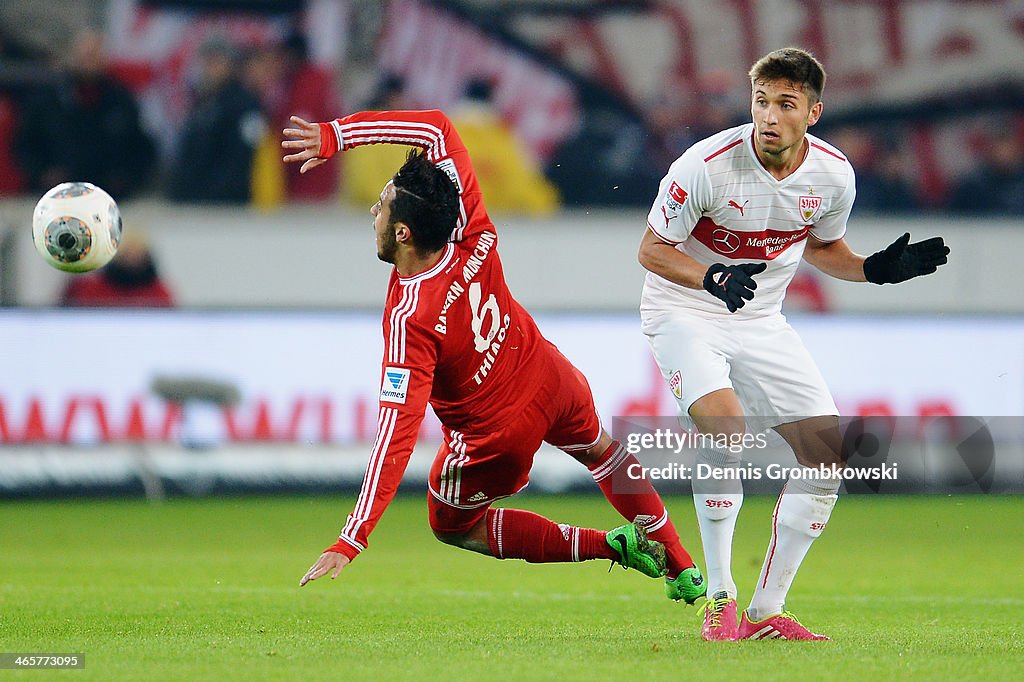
[
  {"xmin": 703, "ymin": 262, "xmax": 767, "ymax": 313},
  {"xmin": 863, "ymin": 233, "xmax": 949, "ymax": 285}
]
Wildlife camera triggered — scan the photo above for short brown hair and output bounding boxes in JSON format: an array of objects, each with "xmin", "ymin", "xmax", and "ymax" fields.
[{"xmin": 749, "ymin": 47, "xmax": 826, "ymax": 103}]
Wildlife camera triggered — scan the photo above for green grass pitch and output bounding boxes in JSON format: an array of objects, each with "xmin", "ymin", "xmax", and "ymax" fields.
[{"xmin": 1, "ymin": 493, "xmax": 1021, "ymax": 680}]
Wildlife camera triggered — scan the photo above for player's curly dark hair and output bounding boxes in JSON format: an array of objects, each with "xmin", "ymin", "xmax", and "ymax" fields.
[
  {"xmin": 749, "ymin": 47, "xmax": 826, "ymax": 103},
  {"xmin": 390, "ymin": 150, "xmax": 459, "ymax": 253}
]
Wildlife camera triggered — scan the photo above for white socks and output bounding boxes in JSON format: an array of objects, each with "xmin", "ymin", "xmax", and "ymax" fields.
[
  {"xmin": 746, "ymin": 471, "xmax": 840, "ymax": 621},
  {"xmin": 692, "ymin": 446, "xmax": 743, "ymax": 599}
]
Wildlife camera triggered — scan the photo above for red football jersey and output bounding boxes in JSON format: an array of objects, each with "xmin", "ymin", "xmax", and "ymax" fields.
[{"xmin": 325, "ymin": 110, "xmax": 552, "ymax": 559}]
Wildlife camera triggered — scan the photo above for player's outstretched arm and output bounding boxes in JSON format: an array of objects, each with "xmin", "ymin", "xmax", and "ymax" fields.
[
  {"xmin": 863, "ymin": 232, "xmax": 950, "ymax": 285},
  {"xmin": 299, "ymin": 551, "xmax": 351, "ymax": 587},
  {"xmin": 281, "ymin": 116, "xmax": 329, "ymax": 174},
  {"xmin": 803, "ymin": 236, "xmax": 869, "ymax": 282}
]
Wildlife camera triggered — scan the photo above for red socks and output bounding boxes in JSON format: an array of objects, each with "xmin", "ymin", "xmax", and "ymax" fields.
[
  {"xmin": 485, "ymin": 508, "xmax": 617, "ymax": 563},
  {"xmin": 478, "ymin": 440, "xmax": 695, "ymax": 576},
  {"xmin": 588, "ymin": 440, "xmax": 695, "ymax": 577}
]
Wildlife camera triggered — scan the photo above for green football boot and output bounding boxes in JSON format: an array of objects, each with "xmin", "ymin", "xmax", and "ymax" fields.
[
  {"xmin": 665, "ymin": 566, "xmax": 707, "ymax": 605},
  {"xmin": 605, "ymin": 523, "xmax": 667, "ymax": 578}
]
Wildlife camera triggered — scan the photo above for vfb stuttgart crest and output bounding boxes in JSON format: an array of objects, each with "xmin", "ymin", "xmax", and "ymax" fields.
[
  {"xmin": 669, "ymin": 370, "xmax": 683, "ymax": 400},
  {"xmin": 799, "ymin": 195, "xmax": 822, "ymax": 222}
]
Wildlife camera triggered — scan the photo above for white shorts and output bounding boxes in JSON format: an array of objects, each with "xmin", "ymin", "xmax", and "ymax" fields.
[{"xmin": 641, "ymin": 310, "xmax": 838, "ymax": 427}]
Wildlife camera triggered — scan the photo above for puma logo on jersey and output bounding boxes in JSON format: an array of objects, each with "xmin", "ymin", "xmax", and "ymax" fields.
[{"xmin": 728, "ymin": 199, "xmax": 749, "ymax": 216}]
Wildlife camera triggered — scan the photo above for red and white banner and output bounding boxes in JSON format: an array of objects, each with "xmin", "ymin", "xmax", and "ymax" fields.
[
  {"xmin": 103, "ymin": 0, "xmax": 347, "ymax": 153},
  {"xmin": 377, "ymin": 0, "xmax": 579, "ymax": 162},
  {"xmin": 1, "ymin": 311, "xmax": 1021, "ymax": 446}
]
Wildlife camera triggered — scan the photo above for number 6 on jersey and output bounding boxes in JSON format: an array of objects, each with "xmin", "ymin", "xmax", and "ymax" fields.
[{"xmin": 468, "ymin": 281, "xmax": 502, "ymax": 353}]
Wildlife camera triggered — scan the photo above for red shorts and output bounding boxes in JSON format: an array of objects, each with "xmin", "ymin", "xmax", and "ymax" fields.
[{"xmin": 427, "ymin": 348, "xmax": 602, "ymax": 534}]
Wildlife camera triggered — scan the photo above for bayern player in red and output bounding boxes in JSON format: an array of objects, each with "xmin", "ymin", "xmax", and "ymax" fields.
[
  {"xmin": 282, "ymin": 109, "xmax": 706, "ymax": 604},
  {"xmin": 639, "ymin": 48, "xmax": 949, "ymax": 640}
]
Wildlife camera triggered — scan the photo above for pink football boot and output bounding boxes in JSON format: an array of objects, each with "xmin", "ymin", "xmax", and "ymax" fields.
[
  {"xmin": 699, "ymin": 596, "xmax": 739, "ymax": 641},
  {"xmin": 738, "ymin": 610, "xmax": 830, "ymax": 641}
]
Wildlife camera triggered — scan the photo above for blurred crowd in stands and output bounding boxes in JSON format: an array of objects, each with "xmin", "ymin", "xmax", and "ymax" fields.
[
  {"xmin": 59, "ymin": 230, "xmax": 175, "ymax": 308},
  {"xmin": 0, "ymin": 25, "xmax": 341, "ymax": 206},
  {"xmin": 0, "ymin": 25, "xmax": 1021, "ymax": 218}
]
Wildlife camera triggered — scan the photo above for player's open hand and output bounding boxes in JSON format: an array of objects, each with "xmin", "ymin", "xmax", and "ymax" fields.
[
  {"xmin": 863, "ymin": 232, "xmax": 950, "ymax": 285},
  {"xmin": 282, "ymin": 115, "xmax": 329, "ymax": 174},
  {"xmin": 299, "ymin": 551, "xmax": 350, "ymax": 587},
  {"xmin": 703, "ymin": 262, "xmax": 768, "ymax": 312}
]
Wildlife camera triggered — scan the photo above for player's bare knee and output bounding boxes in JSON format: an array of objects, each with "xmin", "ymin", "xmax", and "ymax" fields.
[
  {"xmin": 432, "ymin": 528, "xmax": 469, "ymax": 548},
  {"xmin": 794, "ymin": 448, "xmax": 844, "ymax": 469},
  {"xmin": 431, "ymin": 516, "xmax": 491, "ymax": 555},
  {"xmin": 777, "ymin": 415, "xmax": 844, "ymax": 467},
  {"xmin": 689, "ymin": 389, "xmax": 747, "ymax": 439},
  {"xmin": 692, "ymin": 414, "xmax": 747, "ymax": 440}
]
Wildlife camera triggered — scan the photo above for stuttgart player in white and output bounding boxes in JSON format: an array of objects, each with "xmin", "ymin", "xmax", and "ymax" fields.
[
  {"xmin": 639, "ymin": 47, "xmax": 949, "ymax": 640},
  {"xmin": 282, "ymin": 109, "xmax": 707, "ymax": 605}
]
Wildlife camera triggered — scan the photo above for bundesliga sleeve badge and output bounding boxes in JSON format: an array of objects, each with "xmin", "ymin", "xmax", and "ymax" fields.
[{"xmin": 665, "ymin": 181, "xmax": 688, "ymax": 216}]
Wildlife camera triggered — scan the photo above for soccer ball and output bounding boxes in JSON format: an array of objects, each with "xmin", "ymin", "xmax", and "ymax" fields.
[{"xmin": 32, "ymin": 182, "xmax": 123, "ymax": 273}]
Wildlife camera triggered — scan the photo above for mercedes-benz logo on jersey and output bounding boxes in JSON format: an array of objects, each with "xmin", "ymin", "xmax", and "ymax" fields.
[{"xmin": 711, "ymin": 228, "xmax": 740, "ymax": 254}]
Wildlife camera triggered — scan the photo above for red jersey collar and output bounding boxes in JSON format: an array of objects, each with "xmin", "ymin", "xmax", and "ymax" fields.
[{"xmin": 398, "ymin": 242, "xmax": 455, "ymax": 284}]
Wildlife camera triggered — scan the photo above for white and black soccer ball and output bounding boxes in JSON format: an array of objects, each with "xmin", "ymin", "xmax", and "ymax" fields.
[{"xmin": 32, "ymin": 182, "xmax": 122, "ymax": 273}]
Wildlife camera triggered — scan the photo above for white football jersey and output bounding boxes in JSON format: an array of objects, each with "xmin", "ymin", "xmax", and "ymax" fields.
[{"xmin": 642, "ymin": 123, "xmax": 856, "ymax": 318}]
